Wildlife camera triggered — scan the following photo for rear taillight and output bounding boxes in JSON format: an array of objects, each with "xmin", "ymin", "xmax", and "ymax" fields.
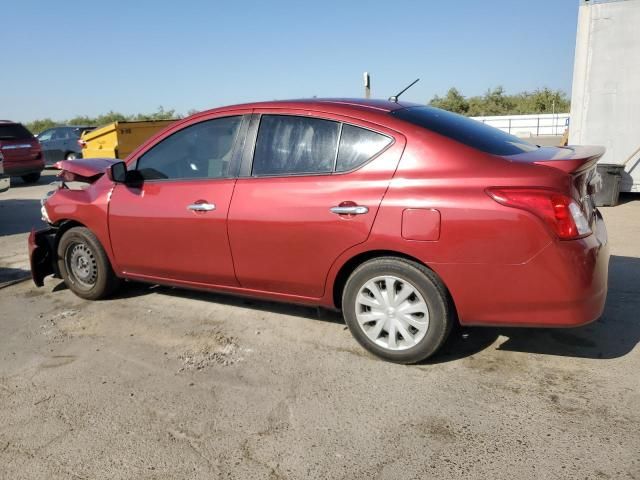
[
  {"xmin": 78, "ymin": 139, "xmax": 86, "ymax": 148},
  {"xmin": 486, "ymin": 188, "xmax": 591, "ymax": 240}
]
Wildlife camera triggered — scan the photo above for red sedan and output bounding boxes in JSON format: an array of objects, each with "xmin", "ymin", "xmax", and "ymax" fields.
[{"xmin": 29, "ymin": 99, "xmax": 609, "ymax": 363}]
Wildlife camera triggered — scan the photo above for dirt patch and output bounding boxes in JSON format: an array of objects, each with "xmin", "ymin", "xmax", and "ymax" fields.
[{"xmin": 178, "ymin": 330, "xmax": 240, "ymax": 370}]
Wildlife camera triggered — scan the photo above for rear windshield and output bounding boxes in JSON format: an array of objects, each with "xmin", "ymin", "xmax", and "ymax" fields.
[
  {"xmin": 391, "ymin": 106, "xmax": 538, "ymax": 156},
  {"xmin": 0, "ymin": 123, "xmax": 33, "ymax": 140}
]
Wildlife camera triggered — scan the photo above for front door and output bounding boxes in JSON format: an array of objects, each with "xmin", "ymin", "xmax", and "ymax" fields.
[
  {"xmin": 228, "ymin": 112, "xmax": 405, "ymax": 298},
  {"xmin": 109, "ymin": 114, "xmax": 247, "ymax": 286}
]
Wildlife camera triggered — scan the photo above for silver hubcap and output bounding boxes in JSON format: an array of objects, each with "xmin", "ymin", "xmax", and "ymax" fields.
[
  {"xmin": 355, "ymin": 275, "xmax": 429, "ymax": 351},
  {"xmin": 67, "ymin": 242, "xmax": 97, "ymax": 288}
]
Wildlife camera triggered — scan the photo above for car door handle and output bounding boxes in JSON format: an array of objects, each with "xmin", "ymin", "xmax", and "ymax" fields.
[
  {"xmin": 187, "ymin": 202, "xmax": 216, "ymax": 212},
  {"xmin": 330, "ymin": 205, "xmax": 369, "ymax": 215}
]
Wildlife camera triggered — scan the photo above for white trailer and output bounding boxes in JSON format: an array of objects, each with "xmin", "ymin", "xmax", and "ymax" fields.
[{"xmin": 569, "ymin": 0, "xmax": 640, "ymax": 193}]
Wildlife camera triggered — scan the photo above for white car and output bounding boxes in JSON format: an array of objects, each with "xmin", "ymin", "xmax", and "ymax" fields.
[{"xmin": 0, "ymin": 151, "xmax": 10, "ymax": 193}]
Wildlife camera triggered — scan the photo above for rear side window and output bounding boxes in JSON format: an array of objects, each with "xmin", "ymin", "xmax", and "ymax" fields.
[
  {"xmin": 252, "ymin": 115, "xmax": 340, "ymax": 176},
  {"xmin": 0, "ymin": 124, "xmax": 33, "ymax": 140},
  {"xmin": 336, "ymin": 125, "xmax": 392, "ymax": 172},
  {"xmin": 391, "ymin": 106, "xmax": 538, "ymax": 156}
]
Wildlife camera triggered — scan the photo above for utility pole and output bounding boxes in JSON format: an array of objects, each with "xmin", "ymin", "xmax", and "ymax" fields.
[{"xmin": 363, "ymin": 72, "xmax": 371, "ymax": 99}]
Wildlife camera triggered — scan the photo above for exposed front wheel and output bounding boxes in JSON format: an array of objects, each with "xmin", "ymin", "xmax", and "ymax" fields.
[
  {"xmin": 342, "ymin": 257, "xmax": 453, "ymax": 364},
  {"xmin": 57, "ymin": 227, "xmax": 120, "ymax": 300}
]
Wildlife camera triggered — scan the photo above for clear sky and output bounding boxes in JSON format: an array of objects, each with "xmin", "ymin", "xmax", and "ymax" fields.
[{"xmin": 1, "ymin": 0, "xmax": 580, "ymax": 122}]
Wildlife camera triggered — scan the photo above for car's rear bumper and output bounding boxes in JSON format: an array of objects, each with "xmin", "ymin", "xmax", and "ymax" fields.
[
  {"xmin": 439, "ymin": 210, "xmax": 610, "ymax": 327},
  {"xmin": 28, "ymin": 228, "xmax": 58, "ymax": 287},
  {"xmin": 5, "ymin": 158, "xmax": 45, "ymax": 176}
]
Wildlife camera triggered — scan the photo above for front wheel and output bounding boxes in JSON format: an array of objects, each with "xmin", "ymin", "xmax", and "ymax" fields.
[
  {"xmin": 342, "ymin": 257, "xmax": 454, "ymax": 364},
  {"xmin": 57, "ymin": 227, "xmax": 120, "ymax": 300}
]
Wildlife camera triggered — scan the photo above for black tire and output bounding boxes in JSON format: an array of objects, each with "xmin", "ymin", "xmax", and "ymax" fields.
[
  {"xmin": 21, "ymin": 173, "xmax": 41, "ymax": 183},
  {"xmin": 65, "ymin": 152, "xmax": 77, "ymax": 160},
  {"xmin": 57, "ymin": 227, "xmax": 121, "ymax": 300},
  {"xmin": 342, "ymin": 257, "xmax": 454, "ymax": 364}
]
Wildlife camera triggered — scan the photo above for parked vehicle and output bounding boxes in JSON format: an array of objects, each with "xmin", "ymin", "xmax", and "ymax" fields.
[
  {"xmin": 80, "ymin": 120, "xmax": 176, "ymax": 159},
  {"xmin": 29, "ymin": 99, "xmax": 609, "ymax": 363},
  {"xmin": 37, "ymin": 126, "xmax": 95, "ymax": 164},
  {"xmin": 0, "ymin": 151, "xmax": 9, "ymax": 193},
  {"xmin": 0, "ymin": 121, "xmax": 44, "ymax": 183}
]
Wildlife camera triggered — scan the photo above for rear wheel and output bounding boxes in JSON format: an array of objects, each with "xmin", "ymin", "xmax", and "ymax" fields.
[
  {"xmin": 57, "ymin": 227, "xmax": 120, "ymax": 300},
  {"xmin": 342, "ymin": 257, "xmax": 453, "ymax": 364},
  {"xmin": 21, "ymin": 173, "xmax": 40, "ymax": 183},
  {"xmin": 65, "ymin": 152, "xmax": 77, "ymax": 160}
]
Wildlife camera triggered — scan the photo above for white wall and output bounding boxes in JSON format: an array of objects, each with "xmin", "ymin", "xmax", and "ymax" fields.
[{"xmin": 570, "ymin": 0, "xmax": 640, "ymax": 192}]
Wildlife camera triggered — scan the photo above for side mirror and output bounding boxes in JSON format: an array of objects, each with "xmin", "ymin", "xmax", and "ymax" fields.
[
  {"xmin": 108, "ymin": 161, "xmax": 127, "ymax": 183},
  {"xmin": 107, "ymin": 162, "xmax": 144, "ymax": 188}
]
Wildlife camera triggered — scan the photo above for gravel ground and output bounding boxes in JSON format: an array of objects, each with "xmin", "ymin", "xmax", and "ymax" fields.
[{"xmin": 0, "ymin": 171, "xmax": 638, "ymax": 479}]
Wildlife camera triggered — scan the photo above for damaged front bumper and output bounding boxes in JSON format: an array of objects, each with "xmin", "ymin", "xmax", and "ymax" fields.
[{"xmin": 28, "ymin": 227, "xmax": 59, "ymax": 287}]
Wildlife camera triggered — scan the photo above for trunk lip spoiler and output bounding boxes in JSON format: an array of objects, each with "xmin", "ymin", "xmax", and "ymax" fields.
[{"xmin": 505, "ymin": 145, "xmax": 606, "ymax": 175}]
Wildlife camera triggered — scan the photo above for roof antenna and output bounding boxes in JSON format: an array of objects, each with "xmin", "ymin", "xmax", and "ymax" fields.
[{"xmin": 389, "ymin": 78, "xmax": 420, "ymax": 103}]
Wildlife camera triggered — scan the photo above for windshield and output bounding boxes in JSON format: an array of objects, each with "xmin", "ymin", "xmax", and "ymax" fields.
[
  {"xmin": 391, "ymin": 106, "xmax": 538, "ymax": 156},
  {"xmin": 0, "ymin": 123, "xmax": 34, "ymax": 140}
]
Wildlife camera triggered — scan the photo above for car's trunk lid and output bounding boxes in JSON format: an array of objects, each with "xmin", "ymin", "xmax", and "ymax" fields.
[{"xmin": 507, "ymin": 145, "xmax": 605, "ymax": 228}]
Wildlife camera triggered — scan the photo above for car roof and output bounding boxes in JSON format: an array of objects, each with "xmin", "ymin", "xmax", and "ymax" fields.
[{"xmin": 202, "ymin": 98, "xmax": 420, "ymax": 116}]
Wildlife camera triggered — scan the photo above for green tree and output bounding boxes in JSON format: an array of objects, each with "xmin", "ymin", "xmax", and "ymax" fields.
[
  {"xmin": 513, "ymin": 88, "xmax": 570, "ymax": 114},
  {"xmin": 467, "ymin": 86, "xmax": 516, "ymax": 116},
  {"xmin": 428, "ymin": 87, "xmax": 570, "ymax": 116},
  {"xmin": 25, "ymin": 118, "xmax": 57, "ymax": 134},
  {"xmin": 429, "ymin": 87, "xmax": 469, "ymax": 114},
  {"xmin": 25, "ymin": 107, "xmax": 183, "ymax": 134}
]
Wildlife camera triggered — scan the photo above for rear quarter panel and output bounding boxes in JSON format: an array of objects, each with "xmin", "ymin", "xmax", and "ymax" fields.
[{"xmin": 322, "ymin": 128, "xmax": 571, "ymax": 320}]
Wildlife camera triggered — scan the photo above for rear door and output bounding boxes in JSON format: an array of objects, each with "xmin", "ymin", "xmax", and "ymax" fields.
[
  {"xmin": 49, "ymin": 128, "xmax": 68, "ymax": 162},
  {"xmin": 227, "ymin": 111, "xmax": 405, "ymax": 298},
  {"xmin": 37, "ymin": 129, "xmax": 56, "ymax": 163},
  {"xmin": 109, "ymin": 113, "xmax": 249, "ymax": 286}
]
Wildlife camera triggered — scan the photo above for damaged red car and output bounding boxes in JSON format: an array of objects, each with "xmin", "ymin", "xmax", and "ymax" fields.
[{"xmin": 29, "ymin": 99, "xmax": 609, "ymax": 363}]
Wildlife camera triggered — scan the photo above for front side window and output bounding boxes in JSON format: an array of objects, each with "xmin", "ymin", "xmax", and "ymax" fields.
[
  {"xmin": 252, "ymin": 115, "xmax": 340, "ymax": 176},
  {"xmin": 336, "ymin": 125, "xmax": 392, "ymax": 172},
  {"xmin": 136, "ymin": 116, "xmax": 242, "ymax": 180}
]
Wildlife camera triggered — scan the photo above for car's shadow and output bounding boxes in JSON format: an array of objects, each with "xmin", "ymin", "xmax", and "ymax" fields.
[
  {"xmin": 7, "ymin": 169, "xmax": 58, "ymax": 189},
  {"xmin": 0, "ymin": 199, "xmax": 45, "ymax": 236},
  {"xmin": 0, "ymin": 267, "xmax": 31, "ymax": 286},
  {"xmin": 90, "ymin": 254, "xmax": 640, "ymax": 363},
  {"xmin": 0, "ymin": 169, "xmax": 57, "ymax": 236}
]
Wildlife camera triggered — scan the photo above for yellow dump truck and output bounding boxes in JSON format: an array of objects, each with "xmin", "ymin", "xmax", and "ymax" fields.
[{"xmin": 80, "ymin": 120, "xmax": 177, "ymax": 159}]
